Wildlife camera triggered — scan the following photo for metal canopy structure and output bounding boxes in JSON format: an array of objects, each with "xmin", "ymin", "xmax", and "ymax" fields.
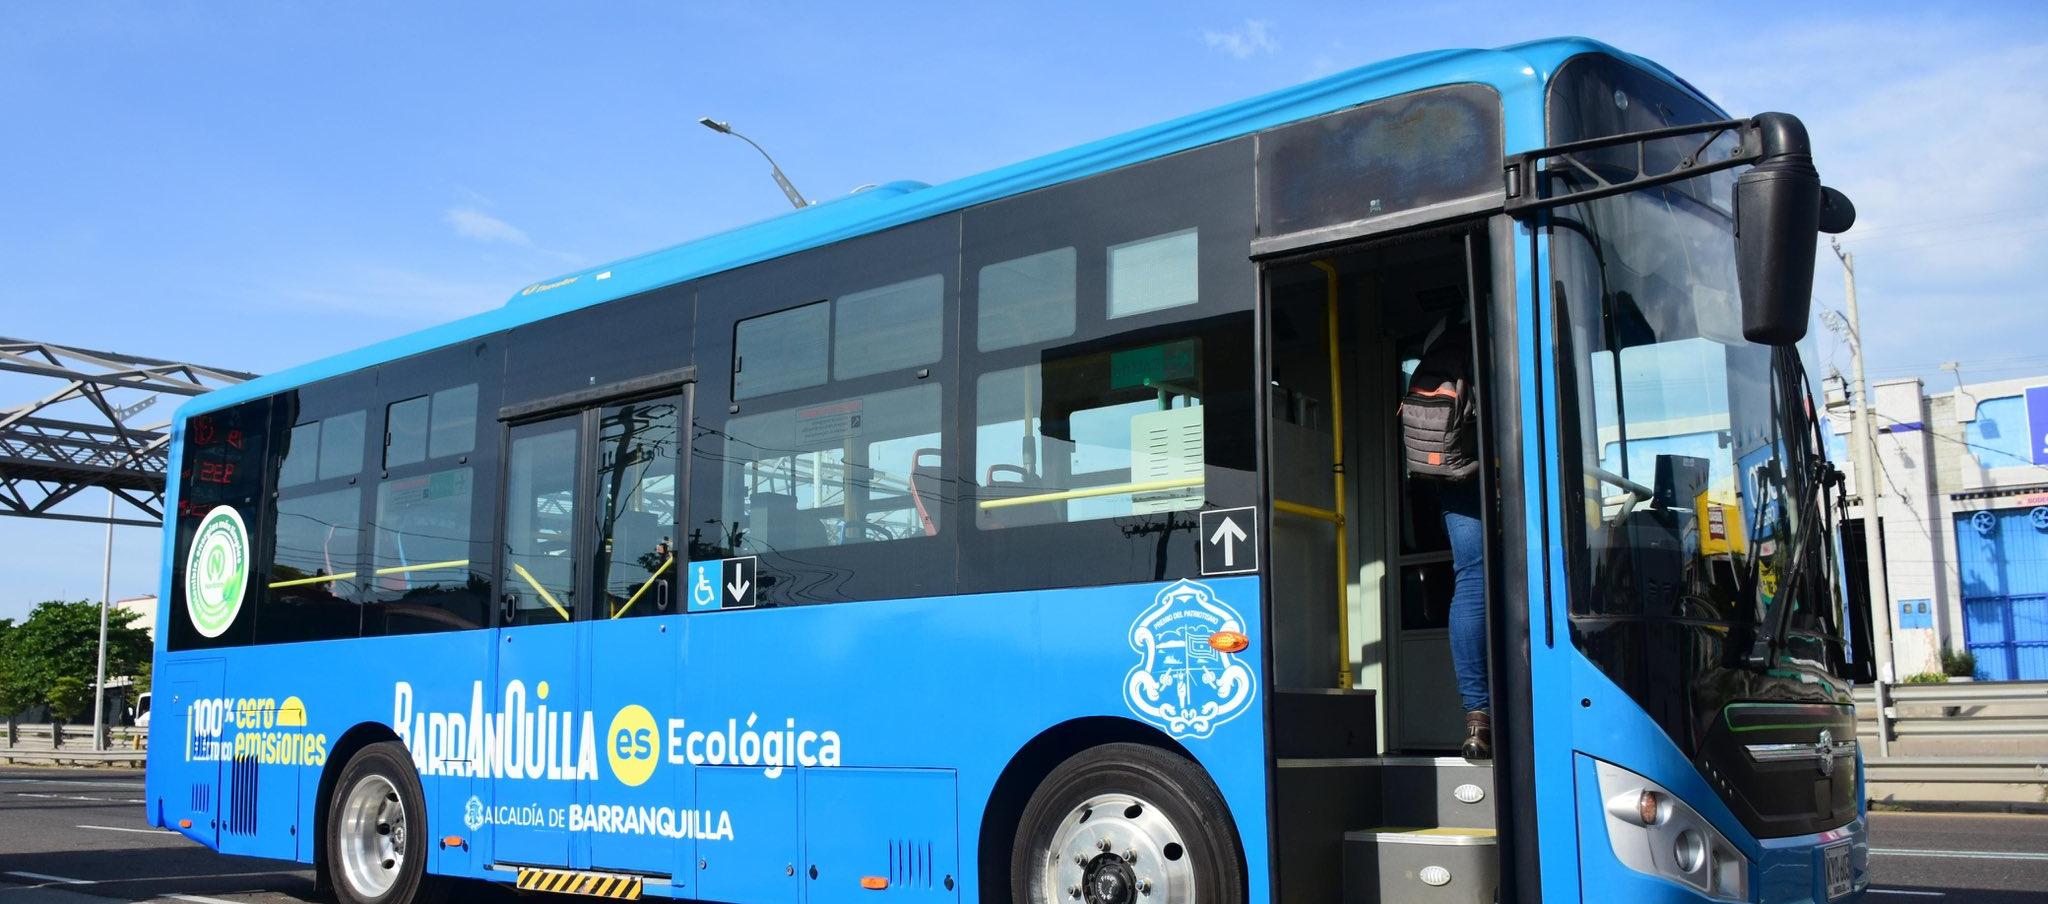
[{"xmin": 0, "ymin": 337, "xmax": 256, "ymax": 527}]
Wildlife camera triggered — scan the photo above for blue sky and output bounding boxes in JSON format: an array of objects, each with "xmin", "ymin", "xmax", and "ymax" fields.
[{"xmin": 3, "ymin": 1, "xmax": 2045, "ymax": 619}]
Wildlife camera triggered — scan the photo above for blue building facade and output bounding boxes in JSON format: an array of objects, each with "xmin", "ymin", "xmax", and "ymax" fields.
[{"xmin": 1836, "ymin": 376, "xmax": 2048, "ymax": 679}]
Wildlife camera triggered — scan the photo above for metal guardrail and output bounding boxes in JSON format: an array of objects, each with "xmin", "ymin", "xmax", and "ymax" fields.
[
  {"xmin": 3, "ymin": 722, "xmax": 147, "ymax": 749},
  {"xmin": 1, "ymin": 749, "xmax": 145, "ymax": 766},
  {"xmin": 1850, "ymin": 681, "xmax": 2047, "ymax": 800},
  {"xmin": 1855, "ymin": 680, "xmax": 2048, "ymax": 704},
  {"xmin": 1853, "ymin": 679, "xmax": 2048, "ymax": 737},
  {"xmin": 1865, "ymin": 757, "xmax": 2048, "ymax": 784},
  {"xmin": 1, "ymin": 720, "xmax": 147, "ymax": 766}
]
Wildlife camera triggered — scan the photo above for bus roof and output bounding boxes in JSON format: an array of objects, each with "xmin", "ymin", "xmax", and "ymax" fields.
[{"xmin": 181, "ymin": 36, "xmax": 1701, "ymax": 419}]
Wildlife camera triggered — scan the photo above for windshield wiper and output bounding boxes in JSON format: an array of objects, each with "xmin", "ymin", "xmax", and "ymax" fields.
[
  {"xmin": 1742, "ymin": 470, "xmax": 1825, "ymax": 670},
  {"xmin": 1742, "ymin": 350, "xmax": 1838, "ymax": 671}
]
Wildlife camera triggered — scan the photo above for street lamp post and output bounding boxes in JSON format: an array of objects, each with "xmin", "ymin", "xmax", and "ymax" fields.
[
  {"xmin": 1830, "ymin": 237, "xmax": 1896, "ymax": 758},
  {"xmin": 698, "ymin": 118, "xmax": 810, "ymax": 210},
  {"xmin": 91, "ymin": 489, "xmax": 114, "ymax": 751}
]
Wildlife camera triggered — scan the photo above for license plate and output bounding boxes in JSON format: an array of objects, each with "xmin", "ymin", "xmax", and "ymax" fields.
[{"xmin": 1823, "ymin": 842, "xmax": 1854, "ymax": 899}]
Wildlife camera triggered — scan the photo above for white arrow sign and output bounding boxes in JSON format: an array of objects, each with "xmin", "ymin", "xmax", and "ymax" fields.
[
  {"xmin": 726, "ymin": 564, "xmax": 751, "ymax": 602},
  {"xmin": 1199, "ymin": 507, "xmax": 1259, "ymax": 576},
  {"xmin": 1209, "ymin": 517, "xmax": 1248, "ymax": 567}
]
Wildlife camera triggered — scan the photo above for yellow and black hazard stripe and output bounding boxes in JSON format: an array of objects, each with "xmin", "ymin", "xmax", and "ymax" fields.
[{"xmin": 513, "ymin": 866, "xmax": 645, "ymax": 899}]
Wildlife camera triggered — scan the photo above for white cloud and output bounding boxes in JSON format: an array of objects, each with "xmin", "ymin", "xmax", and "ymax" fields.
[
  {"xmin": 444, "ymin": 206, "xmax": 532, "ymax": 246},
  {"xmin": 1203, "ymin": 20, "xmax": 1276, "ymax": 60},
  {"xmin": 209, "ymin": 263, "xmax": 510, "ymax": 324}
]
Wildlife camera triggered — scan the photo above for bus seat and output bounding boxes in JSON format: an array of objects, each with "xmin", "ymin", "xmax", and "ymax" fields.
[
  {"xmin": 908, "ymin": 448, "xmax": 942, "ymax": 537},
  {"xmin": 981, "ymin": 464, "xmax": 1065, "ymax": 529}
]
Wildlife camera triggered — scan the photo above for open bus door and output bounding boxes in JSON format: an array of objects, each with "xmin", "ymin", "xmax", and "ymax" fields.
[{"xmin": 1259, "ymin": 226, "xmax": 1507, "ymax": 904}]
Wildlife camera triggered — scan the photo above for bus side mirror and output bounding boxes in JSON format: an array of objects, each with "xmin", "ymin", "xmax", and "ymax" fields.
[{"xmin": 1733, "ymin": 113, "xmax": 1856, "ymax": 345}]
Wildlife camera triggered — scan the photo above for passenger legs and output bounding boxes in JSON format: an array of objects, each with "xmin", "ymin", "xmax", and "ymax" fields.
[{"xmin": 1440, "ymin": 479, "xmax": 1491, "ymax": 758}]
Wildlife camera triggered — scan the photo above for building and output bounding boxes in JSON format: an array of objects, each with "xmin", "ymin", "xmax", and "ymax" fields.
[
  {"xmin": 1831, "ymin": 376, "xmax": 2048, "ymax": 680},
  {"xmin": 115, "ymin": 594, "xmax": 157, "ymax": 642}
]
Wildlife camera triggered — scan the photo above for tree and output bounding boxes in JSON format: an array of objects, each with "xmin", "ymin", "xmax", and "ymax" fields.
[
  {"xmin": 0, "ymin": 601, "xmax": 152, "ymax": 719},
  {"xmin": 46, "ymin": 676, "xmax": 91, "ymax": 722},
  {"xmin": 0, "ymin": 618, "xmax": 23, "ymax": 716}
]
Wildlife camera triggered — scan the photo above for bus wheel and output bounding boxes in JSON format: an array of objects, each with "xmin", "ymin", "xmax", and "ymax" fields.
[
  {"xmin": 326, "ymin": 741, "xmax": 444, "ymax": 904},
  {"xmin": 1011, "ymin": 742, "xmax": 1244, "ymax": 904}
]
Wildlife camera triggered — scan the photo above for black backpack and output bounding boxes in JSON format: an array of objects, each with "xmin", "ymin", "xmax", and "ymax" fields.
[{"xmin": 1400, "ymin": 320, "xmax": 1479, "ymax": 480}]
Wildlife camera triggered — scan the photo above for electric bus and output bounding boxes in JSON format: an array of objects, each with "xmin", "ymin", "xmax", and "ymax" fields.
[{"xmin": 146, "ymin": 36, "xmax": 1872, "ymax": 904}]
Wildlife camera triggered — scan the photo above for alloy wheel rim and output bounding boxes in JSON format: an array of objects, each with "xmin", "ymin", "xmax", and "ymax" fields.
[
  {"xmin": 1041, "ymin": 792, "xmax": 1195, "ymax": 904},
  {"xmin": 338, "ymin": 773, "xmax": 405, "ymax": 899}
]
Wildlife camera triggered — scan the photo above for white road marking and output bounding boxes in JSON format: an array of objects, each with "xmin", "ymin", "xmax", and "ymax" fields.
[
  {"xmin": 1871, "ymin": 847, "xmax": 2048, "ymax": 862},
  {"xmin": 78, "ymin": 823, "xmax": 174, "ymax": 835},
  {"xmin": 0, "ymin": 778, "xmax": 144, "ymax": 789},
  {"xmin": 4, "ymin": 870, "xmax": 93, "ymax": 885},
  {"xmin": 13, "ymin": 791, "xmax": 146, "ymax": 802},
  {"xmin": 163, "ymin": 895, "xmax": 244, "ymax": 904}
]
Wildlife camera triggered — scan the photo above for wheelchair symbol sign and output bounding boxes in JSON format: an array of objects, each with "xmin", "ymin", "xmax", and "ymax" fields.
[{"xmin": 687, "ymin": 556, "xmax": 758, "ymax": 612}]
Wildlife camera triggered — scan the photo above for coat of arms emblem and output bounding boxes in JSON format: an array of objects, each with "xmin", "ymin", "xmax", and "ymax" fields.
[{"xmin": 1123, "ymin": 579, "xmax": 1256, "ymax": 739}]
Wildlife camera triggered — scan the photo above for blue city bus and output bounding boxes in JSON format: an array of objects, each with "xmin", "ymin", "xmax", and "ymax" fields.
[{"xmin": 146, "ymin": 37, "xmax": 1875, "ymax": 904}]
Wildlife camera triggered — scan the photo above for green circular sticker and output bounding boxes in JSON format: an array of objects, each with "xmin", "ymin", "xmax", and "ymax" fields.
[{"xmin": 185, "ymin": 504, "xmax": 249, "ymax": 638}]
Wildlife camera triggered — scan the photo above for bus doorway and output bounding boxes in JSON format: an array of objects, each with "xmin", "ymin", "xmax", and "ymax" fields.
[{"xmin": 1261, "ymin": 226, "xmax": 1503, "ymax": 904}]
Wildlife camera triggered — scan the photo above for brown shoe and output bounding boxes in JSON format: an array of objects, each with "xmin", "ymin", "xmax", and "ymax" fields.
[{"xmin": 1461, "ymin": 710, "xmax": 1492, "ymax": 761}]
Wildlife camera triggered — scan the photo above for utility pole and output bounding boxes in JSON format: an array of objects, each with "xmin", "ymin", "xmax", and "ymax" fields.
[
  {"xmin": 91, "ymin": 489, "xmax": 114, "ymax": 752},
  {"xmin": 1833, "ymin": 238, "xmax": 1895, "ymax": 758}
]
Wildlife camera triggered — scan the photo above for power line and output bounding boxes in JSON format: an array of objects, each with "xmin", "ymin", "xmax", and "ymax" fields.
[
  {"xmin": 1849, "ymin": 220, "xmax": 2048, "ymax": 252},
  {"xmin": 1869, "ymin": 409, "xmax": 2040, "ymax": 470},
  {"xmin": 1845, "ymin": 206, "xmax": 2048, "ymax": 237}
]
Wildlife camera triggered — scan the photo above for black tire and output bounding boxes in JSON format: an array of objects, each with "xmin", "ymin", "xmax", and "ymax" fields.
[
  {"xmin": 1009, "ymin": 742, "xmax": 1245, "ymax": 903},
  {"xmin": 324, "ymin": 741, "xmax": 446, "ymax": 904}
]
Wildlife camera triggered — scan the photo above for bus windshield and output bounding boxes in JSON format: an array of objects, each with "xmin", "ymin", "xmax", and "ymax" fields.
[
  {"xmin": 1554, "ymin": 170, "xmax": 1836, "ymax": 647},
  {"xmin": 1547, "ymin": 55, "xmax": 1857, "ymax": 769}
]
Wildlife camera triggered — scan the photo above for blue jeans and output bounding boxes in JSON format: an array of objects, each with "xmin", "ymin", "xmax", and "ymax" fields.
[{"xmin": 1440, "ymin": 479, "xmax": 1489, "ymax": 714}]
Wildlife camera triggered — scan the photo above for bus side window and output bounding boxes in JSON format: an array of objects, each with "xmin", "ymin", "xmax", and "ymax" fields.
[
  {"xmin": 366, "ymin": 361, "xmax": 496, "ymax": 635},
  {"xmin": 167, "ymin": 396, "xmax": 274, "ymax": 651},
  {"xmin": 956, "ymin": 136, "xmax": 1258, "ymax": 594},
  {"xmin": 690, "ymin": 213, "xmax": 959, "ymax": 605},
  {"xmin": 367, "ymin": 466, "xmax": 482, "ymax": 632},
  {"xmin": 504, "ymin": 420, "xmax": 580, "ymax": 625},
  {"xmin": 260, "ymin": 397, "xmax": 370, "ymax": 645},
  {"xmin": 595, "ymin": 396, "xmax": 682, "ymax": 620},
  {"xmin": 977, "ymin": 247, "xmax": 1076, "ymax": 352},
  {"xmin": 974, "ymin": 337, "xmax": 1207, "ymax": 529},
  {"xmin": 721, "ymin": 383, "xmax": 943, "ymax": 552}
]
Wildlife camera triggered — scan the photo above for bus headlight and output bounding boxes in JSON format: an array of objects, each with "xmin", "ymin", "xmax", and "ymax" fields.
[
  {"xmin": 1594, "ymin": 760, "xmax": 1749, "ymax": 901},
  {"xmin": 1673, "ymin": 828, "xmax": 1706, "ymax": 872}
]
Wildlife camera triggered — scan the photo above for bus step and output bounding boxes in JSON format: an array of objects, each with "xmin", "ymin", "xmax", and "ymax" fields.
[
  {"xmin": 1376, "ymin": 755, "xmax": 1495, "ymax": 831},
  {"xmin": 1342, "ymin": 827, "xmax": 1497, "ymax": 904},
  {"xmin": 513, "ymin": 866, "xmax": 648, "ymax": 899}
]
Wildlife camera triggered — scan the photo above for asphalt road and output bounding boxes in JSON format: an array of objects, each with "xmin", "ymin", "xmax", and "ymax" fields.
[{"xmin": 1, "ymin": 766, "xmax": 2043, "ymax": 902}]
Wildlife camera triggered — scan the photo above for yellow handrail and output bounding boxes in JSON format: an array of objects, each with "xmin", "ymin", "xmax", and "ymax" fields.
[
  {"xmin": 610, "ymin": 556, "xmax": 675, "ymax": 619},
  {"xmin": 511, "ymin": 562, "xmax": 572, "ymax": 622},
  {"xmin": 1273, "ymin": 498, "xmax": 1342, "ymax": 524},
  {"xmin": 267, "ymin": 571, "xmax": 357, "ymax": 589},
  {"xmin": 1311, "ymin": 260, "xmax": 1353, "ymax": 689},
  {"xmin": 976, "ymin": 476, "xmax": 1205, "ymax": 511},
  {"xmin": 372, "ymin": 559, "xmax": 470, "ymax": 576}
]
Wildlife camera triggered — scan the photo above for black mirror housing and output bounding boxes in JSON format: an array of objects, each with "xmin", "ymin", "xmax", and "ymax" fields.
[
  {"xmin": 1818, "ymin": 186, "xmax": 1856, "ymax": 236},
  {"xmin": 1734, "ymin": 113, "xmax": 1851, "ymax": 346},
  {"xmin": 1504, "ymin": 111, "xmax": 1857, "ymax": 346}
]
